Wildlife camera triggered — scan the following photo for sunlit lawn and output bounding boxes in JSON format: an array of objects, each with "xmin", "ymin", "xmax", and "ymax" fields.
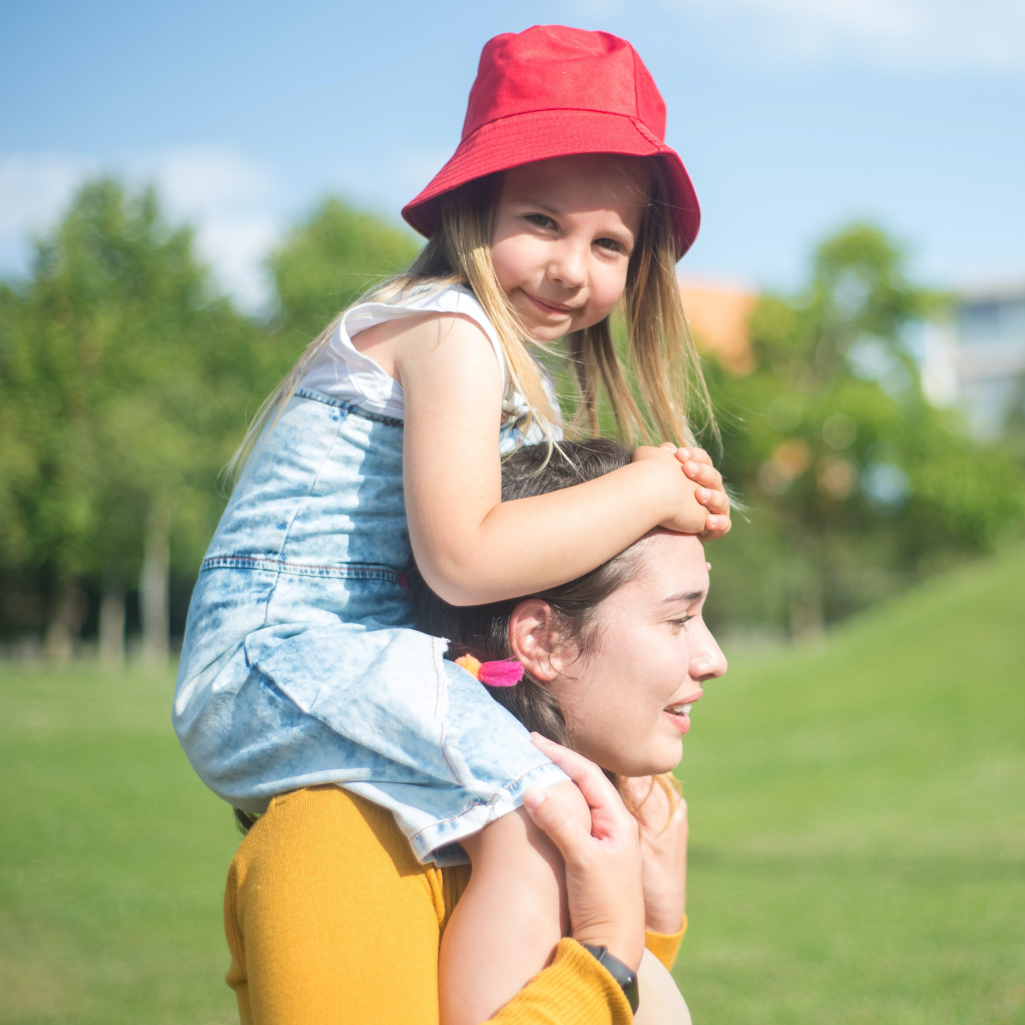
[
  {"xmin": 678, "ymin": 545, "xmax": 1025, "ymax": 1024},
  {"xmin": 1, "ymin": 545, "xmax": 1024, "ymax": 1024}
]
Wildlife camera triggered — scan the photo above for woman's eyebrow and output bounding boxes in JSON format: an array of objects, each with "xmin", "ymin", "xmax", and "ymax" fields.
[{"xmin": 661, "ymin": 589, "xmax": 706, "ymax": 605}]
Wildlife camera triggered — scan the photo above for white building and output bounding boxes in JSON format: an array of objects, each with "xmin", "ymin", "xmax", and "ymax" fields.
[{"xmin": 921, "ymin": 283, "xmax": 1025, "ymax": 440}]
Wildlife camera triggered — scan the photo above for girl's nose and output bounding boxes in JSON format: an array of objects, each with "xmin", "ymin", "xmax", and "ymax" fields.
[{"xmin": 547, "ymin": 242, "xmax": 587, "ymax": 290}]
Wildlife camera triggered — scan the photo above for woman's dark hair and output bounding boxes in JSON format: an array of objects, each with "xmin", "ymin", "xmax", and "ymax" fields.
[{"xmin": 406, "ymin": 439, "xmax": 636, "ymax": 747}]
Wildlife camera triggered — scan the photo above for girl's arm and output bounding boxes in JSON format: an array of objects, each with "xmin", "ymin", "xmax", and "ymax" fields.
[{"xmin": 392, "ymin": 313, "xmax": 714, "ymax": 606}]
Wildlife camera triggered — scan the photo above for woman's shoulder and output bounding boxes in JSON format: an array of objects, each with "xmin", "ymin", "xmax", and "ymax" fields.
[{"xmin": 236, "ymin": 786, "xmax": 421, "ymax": 874}]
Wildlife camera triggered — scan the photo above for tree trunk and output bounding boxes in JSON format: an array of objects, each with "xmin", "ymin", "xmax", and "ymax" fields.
[
  {"xmin": 45, "ymin": 576, "xmax": 87, "ymax": 665},
  {"xmin": 99, "ymin": 577, "xmax": 126, "ymax": 668},
  {"xmin": 140, "ymin": 507, "xmax": 170, "ymax": 669}
]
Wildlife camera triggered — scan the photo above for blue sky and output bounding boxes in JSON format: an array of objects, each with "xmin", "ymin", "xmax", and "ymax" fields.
[{"xmin": 2, "ymin": 0, "xmax": 1023, "ymax": 309}]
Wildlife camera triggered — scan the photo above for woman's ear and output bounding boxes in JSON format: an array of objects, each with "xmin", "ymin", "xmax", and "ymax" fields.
[{"xmin": 508, "ymin": 599, "xmax": 564, "ymax": 682}]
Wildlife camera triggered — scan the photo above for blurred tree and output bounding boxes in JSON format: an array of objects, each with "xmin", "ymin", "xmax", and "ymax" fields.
[
  {"xmin": 705, "ymin": 224, "xmax": 1024, "ymax": 638},
  {"xmin": 269, "ymin": 197, "xmax": 420, "ymax": 348},
  {"xmin": 0, "ymin": 179, "xmax": 262, "ymax": 663}
]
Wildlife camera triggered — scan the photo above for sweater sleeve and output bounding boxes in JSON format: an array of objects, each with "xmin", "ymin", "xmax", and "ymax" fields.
[
  {"xmin": 225, "ymin": 786, "xmax": 635, "ymax": 1025},
  {"xmin": 644, "ymin": 915, "xmax": 688, "ymax": 971},
  {"xmin": 489, "ymin": 940, "xmax": 633, "ymax": 1025}
]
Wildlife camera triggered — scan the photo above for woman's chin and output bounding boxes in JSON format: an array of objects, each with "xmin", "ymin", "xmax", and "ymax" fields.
[{"xmin": 607, "ymin": 740, "xmax": 682, "ymax": 778}]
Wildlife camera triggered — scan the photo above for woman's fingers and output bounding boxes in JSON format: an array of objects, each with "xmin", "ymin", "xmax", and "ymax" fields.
[
  {"xmin": 530, "ymin": 734, "xmax": 622, "ymax": 815},
  {"xmin": 522, "ymin": 785, "xmax": 591, "ymax": 859},
  {"xmin": 530, "ymin": 734, "xmax": 637, "ymax": 846},
  {"xmin": 527, "ymin": 735, "xmax": 646, "ymax": 969}
]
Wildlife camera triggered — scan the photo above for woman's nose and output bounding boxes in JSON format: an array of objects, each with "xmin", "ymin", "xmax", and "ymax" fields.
[{"xmin": 690, "ymin": 628, "xmax": 727, "ymax": 682}]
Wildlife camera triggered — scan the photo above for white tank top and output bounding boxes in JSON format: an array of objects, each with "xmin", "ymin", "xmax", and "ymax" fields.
[{"xmin": 300, "ymin": 283, "xmax": 562, "ymax": 451}]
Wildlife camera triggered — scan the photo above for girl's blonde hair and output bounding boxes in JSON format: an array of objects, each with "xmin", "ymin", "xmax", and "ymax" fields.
[{"xmin": 229, "ymin": 156, "xmax": 712, "ymax": 479}]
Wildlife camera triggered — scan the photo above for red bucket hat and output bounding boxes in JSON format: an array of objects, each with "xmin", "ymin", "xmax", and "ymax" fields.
[{"xmin": 401, "ymin": 25, "xmax": 700, "ymax": 258}]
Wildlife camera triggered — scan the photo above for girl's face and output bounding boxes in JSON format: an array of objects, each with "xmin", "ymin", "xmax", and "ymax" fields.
[
  {"xmin": 546, "ymin": 532, "xmax": 727, "ymax": 777},
  {"xmin": 490, "ymin": 155, "xmax": 645, "ymax": 342}
]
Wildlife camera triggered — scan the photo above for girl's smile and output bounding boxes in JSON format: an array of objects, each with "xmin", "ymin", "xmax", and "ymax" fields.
[{"xmin": 490, "ymin": 154, "xmax": 645, "ymax": 343}]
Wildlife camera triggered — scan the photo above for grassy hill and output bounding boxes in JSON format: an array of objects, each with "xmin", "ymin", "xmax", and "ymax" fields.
[
  {"xmin": 1, "ymin": 545, "xmax": 1023, "ymax": 1024},
  {"xmin": 677, "ymin": 544, "xmax": 1025, "ymax": 1024}
]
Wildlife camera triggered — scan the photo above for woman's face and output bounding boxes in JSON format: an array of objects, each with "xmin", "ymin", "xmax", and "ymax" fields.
[
  {"xmin": 545, "ymin": 532, "xmax": 726, "ymax": 777},
  {"xmin": 490, "ymin": 155, "xmax": 645, "ymax": 343}
]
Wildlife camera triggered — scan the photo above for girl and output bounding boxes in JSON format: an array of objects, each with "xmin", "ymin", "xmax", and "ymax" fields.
[{"xmin": 175, "ymin": 24, "xmax": 730, "ymax": 1022}]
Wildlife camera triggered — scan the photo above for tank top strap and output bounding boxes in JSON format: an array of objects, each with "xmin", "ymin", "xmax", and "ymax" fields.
[{"xmin": 343, "ymin": 284, "xmax": 507, "ymax": 392}]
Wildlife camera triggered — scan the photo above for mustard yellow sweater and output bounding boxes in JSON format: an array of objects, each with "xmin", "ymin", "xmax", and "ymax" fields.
[{"xmin": 225, "ymin": 786, "xmax": 685, "ymax": 1024}]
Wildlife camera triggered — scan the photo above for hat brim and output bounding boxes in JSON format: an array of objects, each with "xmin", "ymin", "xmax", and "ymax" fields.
[{"xmin": 401, "ymin": 108, "xmax": 700, "ymax": 258}]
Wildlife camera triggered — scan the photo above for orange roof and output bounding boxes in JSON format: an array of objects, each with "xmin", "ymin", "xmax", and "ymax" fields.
[{"xmin": 679, "ymin": 278, "xmax": 758, "ymax": 375}]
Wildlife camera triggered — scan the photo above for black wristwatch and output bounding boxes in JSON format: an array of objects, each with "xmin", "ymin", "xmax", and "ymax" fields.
[{"xmin": 581, "ymin": 943, "xmax": 640, "ymax": 1014}]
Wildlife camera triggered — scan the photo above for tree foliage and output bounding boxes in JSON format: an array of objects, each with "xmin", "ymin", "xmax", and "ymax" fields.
[
  {"xmin": 2, "ymin": 192, "xmax": 1021, "ymax": 653},
  {"xmin": 704, "ymin": 225, "xmax": 1024, "ymax": 636},
  {"xmin": 269, "ymin": 198, "xmax": 420, "ymax": 343},
  {"xmin": 0, "ymin": 179, "xmax": 263, "ymax": 648}
]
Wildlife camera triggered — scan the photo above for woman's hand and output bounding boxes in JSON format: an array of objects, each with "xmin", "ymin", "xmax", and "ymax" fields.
[
  {"xmin": 618, "ymin": 775, "xmax": 687, "ymax": 935},
  {"xmin": 522, "ymin": 734, "xmax": 646, "ymax": 972}
]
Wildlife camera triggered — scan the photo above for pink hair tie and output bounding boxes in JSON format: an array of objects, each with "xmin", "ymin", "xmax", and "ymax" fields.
[{"xmin": 454, "ymin": 654, "xmax": 524, "ymax": 688}]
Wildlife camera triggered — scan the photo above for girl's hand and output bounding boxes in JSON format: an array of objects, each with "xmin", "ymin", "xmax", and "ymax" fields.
[
  {"xmin": 666, "ymin": 445, "xmax": 732, "ymax": 541},
  {"xmin": 523, "ymin": 734, "xmax": 646, "ymax": 972},
  {"xmin": 631, "ymin": 446, "xmax": 707, "ymax": 534},
  {"xmin": 618, "ymin": 775, "xmax": 688, "ymax": 935}
]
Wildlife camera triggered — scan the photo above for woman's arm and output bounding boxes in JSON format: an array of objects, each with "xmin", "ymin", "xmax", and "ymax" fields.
[{"xmin": 393, "ymin": 313, "xmax": 714, "ymax": 605}]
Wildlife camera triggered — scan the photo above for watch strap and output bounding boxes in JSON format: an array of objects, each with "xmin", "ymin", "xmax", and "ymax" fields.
[{"xmin": 581, "ymin": 943, "xmax": 640, "ymax": 1014}]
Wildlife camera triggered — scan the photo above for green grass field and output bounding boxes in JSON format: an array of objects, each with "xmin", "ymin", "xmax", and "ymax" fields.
[{"xmin": 2, "ymin": 546, "xmax": 1023, "ymax": 1024}]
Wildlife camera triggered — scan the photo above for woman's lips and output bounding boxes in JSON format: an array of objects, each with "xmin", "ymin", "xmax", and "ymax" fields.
[
  {"xmin": 662, "ymin": 708, "xmax": 691, "ymax": 734},
  {"xmin": 662, "ymin": 690, "xmax": 702, "ymax": 735}
]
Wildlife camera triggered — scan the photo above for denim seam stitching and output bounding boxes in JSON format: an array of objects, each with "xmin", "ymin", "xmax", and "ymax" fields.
[
  {"xmin": 200, "ymin": 555, "xmax": 400, "ymax": 581},
  {"xmin": 407, "ymin": 762, "xmax": 557, "ymax": 845},
  {"xmin": 294, "ymin": 386, "xmax": 404, "ymax": 428},
  {"xmin": 261, "ymin": 411, "xmax": 351, "ymax": 621}
]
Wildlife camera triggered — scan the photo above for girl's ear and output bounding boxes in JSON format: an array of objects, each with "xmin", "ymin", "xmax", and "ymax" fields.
[{"xmin": 508, "ymin": 598, "xmax": 565, "ymax": 682}]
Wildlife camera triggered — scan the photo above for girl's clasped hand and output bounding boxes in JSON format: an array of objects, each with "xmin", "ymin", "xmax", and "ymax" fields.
[{"xmin": 174, "ymin": 23, "xmax": 727, "ymax": 1025}]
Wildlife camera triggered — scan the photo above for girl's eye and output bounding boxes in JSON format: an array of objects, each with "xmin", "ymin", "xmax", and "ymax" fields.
[
  {"xmin": 670, "ymin": 615, "xmax": 695, "ymax": 629},
  {"xmin": 526, "ymin": 213, "xmax": 557, "ymax": 230},
  {"xmin": 595, "ymin": 237, "xmax": 626, "ymax": 255}
]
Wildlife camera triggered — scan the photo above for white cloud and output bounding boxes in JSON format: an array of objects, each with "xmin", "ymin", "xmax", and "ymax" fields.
[
  {"xmin": 684, "ymin": 0, "xmax": 1025, "ymax": 71},
  {"xmin": 0, "ymin": 148, "xmax": 282, "ymax": 310},
  {"xmin": 148, "ymin": 149, "xmax": 281, "ymax": 311}
]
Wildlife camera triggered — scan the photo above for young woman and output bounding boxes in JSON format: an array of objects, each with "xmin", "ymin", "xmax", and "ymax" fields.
[{"xmin": 223, "ymin": 440, "xmax": 726, "ymax": 1023}]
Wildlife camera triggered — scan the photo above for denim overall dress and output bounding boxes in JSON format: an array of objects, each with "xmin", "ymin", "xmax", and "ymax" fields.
[{"xmin": 173, "ymin": 284, "xmax": 566, "ymax": 864}]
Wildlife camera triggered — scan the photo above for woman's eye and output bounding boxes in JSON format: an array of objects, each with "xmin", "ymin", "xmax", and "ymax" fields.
[{"xmin": 670, "ymin": 615, "xmax": 695, "ymax": 629}]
